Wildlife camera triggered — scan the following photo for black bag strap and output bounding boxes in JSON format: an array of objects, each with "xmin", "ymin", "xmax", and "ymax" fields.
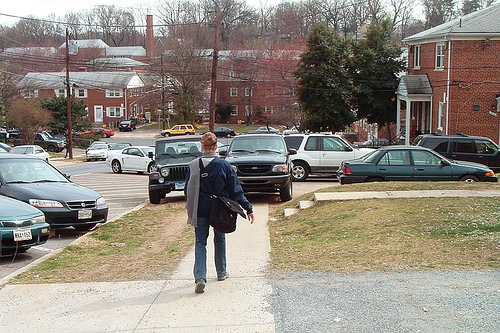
[{"xmin": 199, "ymin": 158, "xmax": 216, "ymax": 197}]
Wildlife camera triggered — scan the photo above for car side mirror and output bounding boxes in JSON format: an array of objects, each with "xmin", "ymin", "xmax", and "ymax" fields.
[
  {"xmin": 148, "ymin": 152, "xmax": 153, "ymax": 159},
  {"xmin": 440, "ymin": 160, "xmax": 450, "ymax": 167},
  {"xmin": 344, "ymin": 146, "xmax": 353, "ymax": 151},
  {"xmin": 63, "ymin": 173, "xmax": 71, "ymax": 179},
  {"xmin": 288, "ymin": 148, "xmax": 297, "ymax": 155},
  {"xmin": 219, "ymin": 149, "xmax": 227, "ymax": 156}
]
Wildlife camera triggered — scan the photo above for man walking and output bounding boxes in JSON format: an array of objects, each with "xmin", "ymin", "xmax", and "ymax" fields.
[{"xmin": 185, "ymin": 132, "xmax": 255, "ymax": 294}]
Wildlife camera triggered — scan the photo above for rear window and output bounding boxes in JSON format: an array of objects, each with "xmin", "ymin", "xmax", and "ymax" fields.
[
  {"xmin": 452, "ymin": 139, "xmax": 475, "ymax": 153},
  {"xmin": 419, "ymin": 137, "xmax": 449, "ymax": 154},
  {"xmin": 284, "ymin": 136, "xmax": 304, "ymax": 150}
]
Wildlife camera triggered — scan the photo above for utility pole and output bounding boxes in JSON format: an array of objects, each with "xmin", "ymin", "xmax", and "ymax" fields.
[
  {"xmin": 65, "ymin": 27, "xmax": 73, "ymax": 159},
  {"xmin": 161, "ymin": 54, "xmax": 166, "ymax": 131},
  {"xmin": 209, "ymin": 6, "xmax": 221, "ymax": 133}
]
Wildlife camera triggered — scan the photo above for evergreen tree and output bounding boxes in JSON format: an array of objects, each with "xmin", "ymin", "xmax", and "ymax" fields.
[
  {"xmin": 349, "ymin": 18, "xmax": 406, "ymax": 141},
  {"xmin": 294, "ymin": 23, "xmax": 354, "ymax": 132},
  {"xmin": 38, "ymin": 96, "xmax": 92, "ymax": 135}
]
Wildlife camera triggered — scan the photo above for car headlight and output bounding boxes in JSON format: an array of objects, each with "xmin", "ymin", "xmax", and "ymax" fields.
[
  {"xmin": 160, "ymin": 168, "xmax": 170, "ymax": 177},
  {"xmin": 32, "ymin": 215, "xmax": 46, "ymax": 224},
  {"xmin": 96, "ymin": 197, "xmax": 106, "ymax": 208},
  {"xmin": 29, "ymin": 199, "xmax": 64, "ymax": 208},
  {"xmin": 272, "ymin": 164, "xmax": 288, "ymax": 173}
]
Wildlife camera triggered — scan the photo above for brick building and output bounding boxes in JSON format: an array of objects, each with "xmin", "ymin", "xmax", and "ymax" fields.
[
  {"xmin": 215, "ymin": 49, "xmax": 301, "ymax": 126},
  {"xmin": 17, "ymin": 72, "xmax": 147, "ymax": 127},
  {"xmin": 397, "ymin": 3, "xmax": 500, "ymax": 144}
]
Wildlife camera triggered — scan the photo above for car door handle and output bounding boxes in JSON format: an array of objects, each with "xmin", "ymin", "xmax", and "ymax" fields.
[
  {"xmin": 379, "ymin": 168, "xmax": 386, "ymax": 170},
  {"xmin": 416, "ymin": 168, "xmax": 425, "ymax": 171}
]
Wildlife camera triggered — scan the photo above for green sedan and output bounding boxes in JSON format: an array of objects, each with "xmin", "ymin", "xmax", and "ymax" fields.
[
  {"xmin": 337, "ymin": 145, "xmax": 498, "ymax": 184},
  {"xmin": 0, "ymin": 196, "xmax": 50, "ymax": 256}
]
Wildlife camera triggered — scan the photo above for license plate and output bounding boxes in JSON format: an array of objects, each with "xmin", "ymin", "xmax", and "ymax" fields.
[
  {"xmin": 78, "ymin": 209, "xmax": 92, "ymax": 219},
  {"xmin": 14, "ymin": 228, "xmax": 32, "ymax": 241},
  {"xmin": 175, "ymin": 182, "xmax": 185, "ymax": 190}
]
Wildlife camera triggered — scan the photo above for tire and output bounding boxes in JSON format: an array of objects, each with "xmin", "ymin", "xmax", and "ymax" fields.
[
  {"xmin": 291, "ymin": 161, "xmax": 309, "ymax": 182},
  {"xmin": 73, "ymin": 224, "xmax": 96, "ymax": 231},
  {"xmin": 47, "ymin": 145, "xmax": 57, "ymax": 152},
  {"xmin": 111, "ymin": 160, "xmax": 122, "ymax": 173},
  {"xmin": 147, "ymin": 162, "xmax": 156, "ymax": 173},
  {"xmin": 460, "ymin": 175, "xmax": 479, "ymax": 182},
  {"xmin": 165, "ymin": 132, "xmax": 171, "ymax": 137},
  {"xmin": 149, "ymin": 189, "xmax": 162, "ymax": 204},
  {"xmin": 280, "ymin": 180, "xmax": 293, "ymax": 202},
  {"xmin": 86, "ymin": 158, "xmax": 91, "ymax": 162}
]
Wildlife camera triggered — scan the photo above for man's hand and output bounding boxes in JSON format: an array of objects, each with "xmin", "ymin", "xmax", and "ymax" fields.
[{"xmin": 247, "ymin": 213, "xmax": 255, "ymax": 224}]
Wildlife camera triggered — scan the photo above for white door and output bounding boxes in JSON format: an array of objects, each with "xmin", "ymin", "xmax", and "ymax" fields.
[{"xmin": 94, "ymin": 106, "xmax": 104, "ymax": 123}]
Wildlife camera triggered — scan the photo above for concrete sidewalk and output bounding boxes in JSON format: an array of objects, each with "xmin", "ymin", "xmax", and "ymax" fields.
[{"xmin": 0, "ymin": 204, "xmax": 274, "ymax": 333}]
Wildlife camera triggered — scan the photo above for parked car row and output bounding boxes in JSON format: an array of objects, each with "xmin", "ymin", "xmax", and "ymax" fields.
[{"xmin": 0, "ymin": 154, "xmax": 109, "ymax": 256}]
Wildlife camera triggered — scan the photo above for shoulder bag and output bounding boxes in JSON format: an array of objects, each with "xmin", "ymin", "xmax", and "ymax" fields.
[{"xmin": 199, "ymin": 159, "xmax": 246, "ymax": 233}]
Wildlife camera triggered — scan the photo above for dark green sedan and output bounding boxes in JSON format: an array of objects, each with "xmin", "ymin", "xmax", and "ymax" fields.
[
  {"xmin": 1, "ymin": 195, "xmax": 50, "ymax": 256},
  {"xmin": 337, "ymin": 146, "xmax": 498, "ymax": 184}
]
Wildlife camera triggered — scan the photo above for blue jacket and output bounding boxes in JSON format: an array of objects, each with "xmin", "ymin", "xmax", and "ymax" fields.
[{"xmin": 185, "ymin": 157, "xmax": 253, "ymax": 217}]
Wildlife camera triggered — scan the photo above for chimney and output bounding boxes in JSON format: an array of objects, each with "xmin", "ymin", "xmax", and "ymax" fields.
[{"xmin": 146, "ymin": 15, "xmax": 154, "ymax": 59}]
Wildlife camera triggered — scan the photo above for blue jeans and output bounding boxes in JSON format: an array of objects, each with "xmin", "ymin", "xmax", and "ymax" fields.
[{"xmin": 194, "ymin": 216, "xmax": 227, "ymax": 282}]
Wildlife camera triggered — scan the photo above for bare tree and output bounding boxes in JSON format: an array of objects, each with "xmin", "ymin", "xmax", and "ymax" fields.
[
  {"xmin": 422, "ymin": 0, "xmax": 457, "ymax": 28},
  {"xmin": 6, "ymin": 98, "xmax": 51, "ymax": 144}
]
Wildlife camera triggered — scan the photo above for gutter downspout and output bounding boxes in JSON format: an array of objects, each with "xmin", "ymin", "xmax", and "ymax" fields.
[{"xmin": 445, "ymin": 40, "xmax": 452, "ymax": 135}]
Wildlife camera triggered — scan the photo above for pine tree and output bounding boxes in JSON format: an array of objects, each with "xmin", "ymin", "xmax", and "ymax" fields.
[{"xmin": 294, "ymin": 23, "xmax": 354, "ymax": 132}]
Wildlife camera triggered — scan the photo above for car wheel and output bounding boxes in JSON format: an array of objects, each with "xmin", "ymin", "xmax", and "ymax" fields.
[
  {"xmin": 291, "ymin": 161, "xmax": 309, "ymax": 181},
  {"xmin": 165, "ymin": 133, "xmax": 171, "ymax": 137},
  {"xmin": 460, "ymin": 175, "xmax": 479, "ymax": 182},
  {"xmin": 280, "ymin": 181, "xmax": 293, "ymax": 202},
  {"xmin": 149, "ymin": 189, "xmax": 162, "ymax": 204},
  {"xmin": 86, "ymin": 158, "xmax": 91, "ymax": 162},
  {"xmin": 73, "ymin": 224, "xmax": 96, "ymax": 231},
  {"xmin": 47, "ymin": 145, "xmax": 57, "ymax": 152},
  {"xmin": 147, "ymin": 162, "xmax": 156, "ymax": 173},
  {"xmin": 111, "ymin": 160, "xmax": 122, "ymax": 173}
]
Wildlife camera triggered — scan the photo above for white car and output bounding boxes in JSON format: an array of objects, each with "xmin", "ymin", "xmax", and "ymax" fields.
[
  {"xmin": 9, "ymin": 145, "xmax": 50, "ymax": 162},
  {"xmin": 284, "ymin": 133, "xmax": 375, "ymax": 181},
  {"xmin": 86, "ymin": 142, "xmax": 109, "ymax": 161},
  {"xmin": 106, "ymin": 146, "xmax": 156, "ymax": 174}
]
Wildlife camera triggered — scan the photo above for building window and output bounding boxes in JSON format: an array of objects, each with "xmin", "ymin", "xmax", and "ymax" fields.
[
  {"xmin": 21, "ymin": 89, "xmax": 38, "ymax": 98},
  {"xmin": 75, "ymin": 89, "xmax": 87, "ymax": 98},
  {"xmin": 107, "ymin": 106, "xmax": 122, "ymax": 117},
  {"xmin": 435, "ymin": 43, "xmax": 445, "ymax": 70},
  {"xmin": 437, "ymin": 102, "xmax": 444, "ymax": 130},
  {"xmin": 245, "ymin": 105, "xmax": 252, "ymax": 116},
  {"xmin": 106, "ymin": 89, "xmax": 123, "ymax": 98},
  {"xmin": 230, "ymin": 87, "xmax": 238, "ymax": 97},
  {"xmin": 230, "ymin": 71, "xmax": 236, "ymax": 80},
  {"xmin": 54, "ymin": 89, "xmax": 67, "ymax": 97},
  {"xmin": 231, "ymin": 105, "xmax": 238, "ymax": 116},
  {"xmin": 244, "ymin": 88, "xmax": 253, "ymax": 97},
  {"xmin": 414, "ymin": 45, "xmax": 421, "ymax": 69}
]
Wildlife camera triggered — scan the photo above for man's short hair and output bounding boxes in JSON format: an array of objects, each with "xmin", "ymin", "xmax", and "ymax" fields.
[{"xmin": 202, "ymin": 132, "xmax": 217, "ymax": 147}]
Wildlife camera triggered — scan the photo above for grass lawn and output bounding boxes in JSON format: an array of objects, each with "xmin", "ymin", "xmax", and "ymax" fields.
[{"xmin": 270, "ymin": 182, "xmax": 500, "ymax": 272}]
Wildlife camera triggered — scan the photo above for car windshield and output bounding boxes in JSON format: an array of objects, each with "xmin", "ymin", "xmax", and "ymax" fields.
[
  {"xmin": 0, "ymin": 159, "xmax": 68, "ymax": 183},
  {"xmin": 230, "ymin": 136, "xmax": 285, "ymax": 154},
  {"xmin": 156, "ymin": 140, "xmax": 202, "ymax": 162},
  {"xmin": 10, "ymin": 146, "xmax": 33, "ymax": 154},
  {"xmin": 91, "ymin": 144, "xmax": 108, "ymax": 150}
]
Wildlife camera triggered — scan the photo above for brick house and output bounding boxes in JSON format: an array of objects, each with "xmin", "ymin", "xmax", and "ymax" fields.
[
  {"xmin": 397, "ymin": 3, "xmax": 500, "ymax": 144},
  {"xmin": 17, "ymin": 71, "xmax": 147, "ymax": 127},
  {"xmin": 216, "ymin": 49, "xmax": 301, "ymax": 126}
]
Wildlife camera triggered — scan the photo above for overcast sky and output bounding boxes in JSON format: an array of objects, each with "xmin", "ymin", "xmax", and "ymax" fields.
[{"xmin": 0, "ymin": 0, "xmax": 281, "ymax": 25}]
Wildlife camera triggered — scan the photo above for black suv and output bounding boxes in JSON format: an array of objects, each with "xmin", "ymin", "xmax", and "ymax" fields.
[
  {"xmin": 148, "ymin": 135, "xmax": 202, "ymax": 204},
  {"xmin": 119, "ymin": 119, "xmax": 137, "ymax": 131},
  {"xmin": 220, "ymin": 134, "xmax": 295, "ymax": 202},
  {"xmin": 413, "ymin": 134, "xmax": 500, "ymax": 171}
]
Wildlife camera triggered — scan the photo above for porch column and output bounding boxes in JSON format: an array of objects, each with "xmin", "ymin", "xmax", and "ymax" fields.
[
  {"xmin": 405, "ymin": 100, "xmax": 411, "ymax": 145},
  {"xmin": 396, "ymin": 96, "xmax": 401, "ymax": 136}
]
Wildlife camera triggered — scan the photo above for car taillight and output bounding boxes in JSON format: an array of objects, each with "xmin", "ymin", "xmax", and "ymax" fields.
[
  {"xmin": 485, "ymin": 171, "xmax": 495, "ymax": 177},
  {"xmin": 343, "ymin": 167, "xmax": 351, "ymax": 175}
]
